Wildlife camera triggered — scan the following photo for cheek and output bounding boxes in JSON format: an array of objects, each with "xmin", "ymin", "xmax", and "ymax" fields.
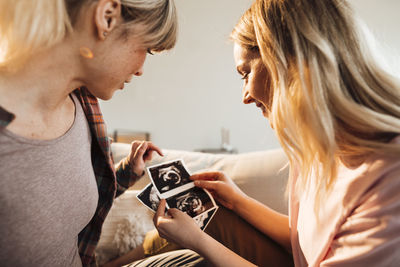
[
  {"xmin": 134, "ymin": 51, "xmax": 147, "ymax": 69},
  {"xmin": 127, "ymin": 48, "xmax": 147, "ymax": 70},
  {"xmin": 256, "ymin": 72, "xmax": 270, "ymax": 105},
  {"xmin": 251, "ymin": 77, "xmax": 267, "ymax": 102}
]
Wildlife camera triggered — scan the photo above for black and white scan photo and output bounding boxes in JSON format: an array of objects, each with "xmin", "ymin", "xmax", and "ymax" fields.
[
  {"xmin": 136, "ymin": 183, "xmax": 161, "ymax": 212},
  {"xmin": 194, "ymin": 206, "xmax": 218, "ymax": 231},
  {"xmin": 142, "ymin": 159, "xmax": 218, "ymax": 228},
  {"xmin": 148, "ymin": 159, "xmax": 192, "ymax": 197},
  {"xmin": 166, "ymin": 187, "xmax": 216, "ymax": 218}
]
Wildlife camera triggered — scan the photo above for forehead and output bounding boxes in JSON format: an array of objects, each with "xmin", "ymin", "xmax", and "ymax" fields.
[{"xmin": 233, "ymin": 43, "xmax": 259, "ymax": 66}]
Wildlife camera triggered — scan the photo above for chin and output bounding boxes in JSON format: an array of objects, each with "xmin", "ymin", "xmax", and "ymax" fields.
[
  {"xmin": 269, "ymin": 120, "xmax": 274, "ymax": 129},
  {"xmin": 99, "ymin": 95, "xmax": 114, "ymax": 101},
  {"xmin": 87, "ymin": 87, "xmax": 117, "ymax": 101},
  {"xmin": 261, "ymin": 108, "xmax": 269, "ymax": 118},
  {"xmin": 92, "ymin": 93, "xmax": 114, "ymax": 101}
]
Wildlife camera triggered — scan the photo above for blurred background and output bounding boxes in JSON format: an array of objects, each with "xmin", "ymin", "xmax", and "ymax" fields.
[{"xmin": 100, "ymin": 0, "xmax": 400, "ymax": 153}]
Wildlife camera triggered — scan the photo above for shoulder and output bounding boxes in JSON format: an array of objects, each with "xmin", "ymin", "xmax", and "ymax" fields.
[
  {"xmin": 322, "ymin": 159, "xmax": 400, "ymax": 266},
  {"xmin": 354, "ymin": 157, "xmax": 400, "ymax": 218}
]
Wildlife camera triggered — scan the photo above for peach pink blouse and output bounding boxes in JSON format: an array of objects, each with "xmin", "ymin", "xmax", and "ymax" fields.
[{"xmin": 289, "ymin": 137, "xmax": 400, "ymax": 266}]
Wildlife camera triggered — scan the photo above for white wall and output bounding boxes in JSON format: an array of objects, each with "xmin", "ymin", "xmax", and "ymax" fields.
[
  {"xmin": 350, "ymin": 0, "xmax": 400, "ymax": 75},
  {"xmin": 100, "ymin": 0, "xmax": 400, "ymax": 153}
]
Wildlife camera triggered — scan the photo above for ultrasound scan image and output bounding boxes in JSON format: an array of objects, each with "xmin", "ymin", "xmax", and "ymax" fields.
[
  {"xmin": 149, "ymin": 160, "xmax": 191, "ymax": 194},
  {"xmin": 136, "ymin": 183, "xmax": 161, "ymax": 212},
  {"xmin": 167, "ymin": 187, "xmax": 215, "ymax": 218}
]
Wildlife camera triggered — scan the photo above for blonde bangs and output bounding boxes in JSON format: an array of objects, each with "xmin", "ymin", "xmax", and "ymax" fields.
[
  {"xmin": 230, "ymin": 9, "xmax": 258, "ymax": 50},
  {"xmin": 121, "ymin": 0, "xmax": 178, "ymax": 52}
]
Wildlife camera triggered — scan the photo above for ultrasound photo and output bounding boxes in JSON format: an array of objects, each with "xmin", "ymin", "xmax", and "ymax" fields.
[
  {"xmin": 136, "ymin": 183, "xmax": 161, "ymax": 212},
  {"xmin": 166, "ymin": 187, "xmax": 216, "ymax": 218},
  {"xmin": 148, "ymin": 160, "xmax": 192, "ymax": 197},
  {"xmin": 142, "ymin": 159, "xmax": 218, "ymax": 230},
  {"xmin": 194, "ymin": 206, "xmax": 218, "ymax": 231}
]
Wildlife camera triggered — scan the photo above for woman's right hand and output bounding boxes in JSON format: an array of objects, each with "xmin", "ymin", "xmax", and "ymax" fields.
[{"xmin": 190, "ymin": 172, "xmax": 248, "ymax": 211}]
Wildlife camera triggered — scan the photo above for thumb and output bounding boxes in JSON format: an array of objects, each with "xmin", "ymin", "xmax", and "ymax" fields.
[
  {"xmin": 167, "ymin": 208, "xmax": 182, "ymax": 218},
  {"xmin": 194, "ymin": 180, "xmax": 219, "ymax": 191},
  {"xmin": 154, "ymin": 199, "xmax": 167, "ymax": 226}
]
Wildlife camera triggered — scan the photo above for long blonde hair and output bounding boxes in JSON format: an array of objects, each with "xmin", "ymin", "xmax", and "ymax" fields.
[
  {"xmin": 231, "ymin": 0, "xmax": 400, "ymax": 203},
  {"xmin": 0, "ymin": 0, "xmax": 177, "ymax": 71}
]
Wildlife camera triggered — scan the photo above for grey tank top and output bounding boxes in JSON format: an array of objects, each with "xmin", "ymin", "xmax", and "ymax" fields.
[{"xmin": 0, "ymin": 94, "xmax": 98, "ymax": 266}]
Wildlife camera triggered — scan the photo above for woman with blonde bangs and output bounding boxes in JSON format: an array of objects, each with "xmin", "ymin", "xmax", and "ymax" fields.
[
  {"xmin": 0, "ymin": 0, "xmax": 177, "ymax": 266},
  {"xmin": 123, "ymin": 0, "xmax": 400, "ymax": 266}
]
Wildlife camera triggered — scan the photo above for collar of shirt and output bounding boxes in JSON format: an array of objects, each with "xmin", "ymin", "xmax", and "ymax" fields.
[{"xmin": 0, "ymin": 106, "xmax": 15, "ymax": 129}]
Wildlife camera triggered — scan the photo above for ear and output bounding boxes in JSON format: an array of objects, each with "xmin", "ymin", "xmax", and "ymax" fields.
[{"xmin": 94, "ymin": 0, "xmax": 121, "ymax": 40}]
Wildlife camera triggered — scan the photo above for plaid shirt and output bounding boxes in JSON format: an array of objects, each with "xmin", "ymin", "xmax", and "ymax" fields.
[{"xmin": 0, "ymin": 87, "xmax": 141, "ymax": 266}]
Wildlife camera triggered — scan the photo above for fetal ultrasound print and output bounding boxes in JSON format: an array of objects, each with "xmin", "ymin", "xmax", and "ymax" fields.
[
  {"xmin": 142, "ymin": 159, "xmax": 218, "ymax": 228},
  {"xmin": 194, "ymin": 207, "xmax": 218, "ymax": 231},
  {"xmin": 136, "ymin": 183, "xmax": 161, "ymax": 212},
  {"xmin": 166, "ymin": 187, "xmax": 216, "ymax": 218},
  {"xmin": 148, "ymin": 160, "xmax": 191, "ymax": 196}
]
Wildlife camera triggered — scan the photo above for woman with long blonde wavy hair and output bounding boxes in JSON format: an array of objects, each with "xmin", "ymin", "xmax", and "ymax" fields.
[
  {"xmin": 0, "ymin": 0, "xmax": 177, "ymax": 266},
  {"xmin": 143, "ymin": 0, "xmax": 400, "ymax": 266}
]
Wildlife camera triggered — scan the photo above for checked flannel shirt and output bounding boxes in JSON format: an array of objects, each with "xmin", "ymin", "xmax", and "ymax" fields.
[{"xmin": 0, "ymin": 87, "xmax": 142, "ymax": 266}]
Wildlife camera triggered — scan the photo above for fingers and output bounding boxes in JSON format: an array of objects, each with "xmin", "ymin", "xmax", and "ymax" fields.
[
  {"xmin": 193, "ymin": 179, "xmax": 220, "ymax": 191},
  {"xmin": 167, "ymin": 208, "xmax": 182, "ymax": 218},
  {"xmin": 132, "ymin": 141, "xmax": 163, "ymax": 162},
  {"xmin": 154, "ymin": 199, "xmax": 167, "ymax": 226},
  {"xmin": 129, "ymin": 140, "xmax": 142, "ymax": 155},
  {"xmin": 190, "ymin": 171, "xmax": 226, "ymax": 182},
  {"xmin": 146, "ymin": 142, "xmax": 164, "ymax": 157},
  {"xmin": 130, "ymin": 140, "xmax": 146, "ymax": 157},
  {"xmin": 130, "ymin": 141, "xmax": 156, "ymax": 159}
]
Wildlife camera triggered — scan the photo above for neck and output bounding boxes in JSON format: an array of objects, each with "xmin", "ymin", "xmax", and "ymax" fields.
[{"xmin": 0, "ymin": 37, "xmax": 85, "ymax": 114}]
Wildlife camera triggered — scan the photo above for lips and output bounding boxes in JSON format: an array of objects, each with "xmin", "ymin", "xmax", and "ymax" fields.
[
  {"xmin": 125, "ymin": 75, "xmax": 133, "ymax": 83},
  {"xmin": 254, "ymin": 101, "xmax": 267, "ymax": 113},
  {"xmin": 119, "ymin": 76, "xmax": 133, "ymax": 89}
]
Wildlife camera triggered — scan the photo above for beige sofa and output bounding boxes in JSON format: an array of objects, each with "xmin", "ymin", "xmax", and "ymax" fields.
[{"xmin": 95, "ymin": 142, "xmax": 289, "ymax": 264}]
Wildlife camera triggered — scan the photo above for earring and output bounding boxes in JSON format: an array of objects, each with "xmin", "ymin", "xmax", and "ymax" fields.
[
  {"xmin": 79, "ymin": 47, "xmax": 94, "ymax": 59},
  {"xmin": 103, "ymin": 32, "xmax": 108, "ymax": 37}
]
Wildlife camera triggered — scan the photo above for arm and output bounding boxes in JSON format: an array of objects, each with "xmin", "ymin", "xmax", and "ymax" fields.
[
  {"xmin": 195, "ymin": 231, "xmax": 257, "ymax": 267},
  {"xmin": 154, "ymin": 200, "xmax": 257, "ymax": 267},
  {"xmin": 234, "ymin": 195, "xmax": 291, "ymax": 251},
  {"xmin": 192, "ymin": 172, "xmax": 291, "ymax": 251},
  {"xmin": 153, "ymin": 171, "xmax": 291, "ymax": 266}
]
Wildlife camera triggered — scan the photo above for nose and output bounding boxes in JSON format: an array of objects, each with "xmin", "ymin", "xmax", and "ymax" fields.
[{"xmin": 242, "ymin": 90, "xmax": 253, "ymax": 104}]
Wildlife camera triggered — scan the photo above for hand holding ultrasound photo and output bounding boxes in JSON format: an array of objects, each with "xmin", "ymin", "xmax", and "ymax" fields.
[{"xmin": 136, "ymin": 159, "xmax": 218, "ymax": 231}]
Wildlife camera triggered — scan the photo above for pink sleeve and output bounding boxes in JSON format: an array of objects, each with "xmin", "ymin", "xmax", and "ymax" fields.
[{"xmin": 321, "ymin": 167, "xmax": 400, "ymax": 267}]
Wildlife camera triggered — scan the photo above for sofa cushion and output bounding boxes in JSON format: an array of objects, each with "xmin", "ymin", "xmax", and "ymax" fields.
[{"xmin": 95, "ymin": 190, "xmax": 154, "ymax": 265}]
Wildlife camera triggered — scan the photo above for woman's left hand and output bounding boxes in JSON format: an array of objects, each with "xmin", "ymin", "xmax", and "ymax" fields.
[
  {"xmin": 127, "ymin": 141, "xmax": 163, "ymax": 176},
  {"xmin": 153, "ymin": 199, "xmax": 204, "ymax": 250}
]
